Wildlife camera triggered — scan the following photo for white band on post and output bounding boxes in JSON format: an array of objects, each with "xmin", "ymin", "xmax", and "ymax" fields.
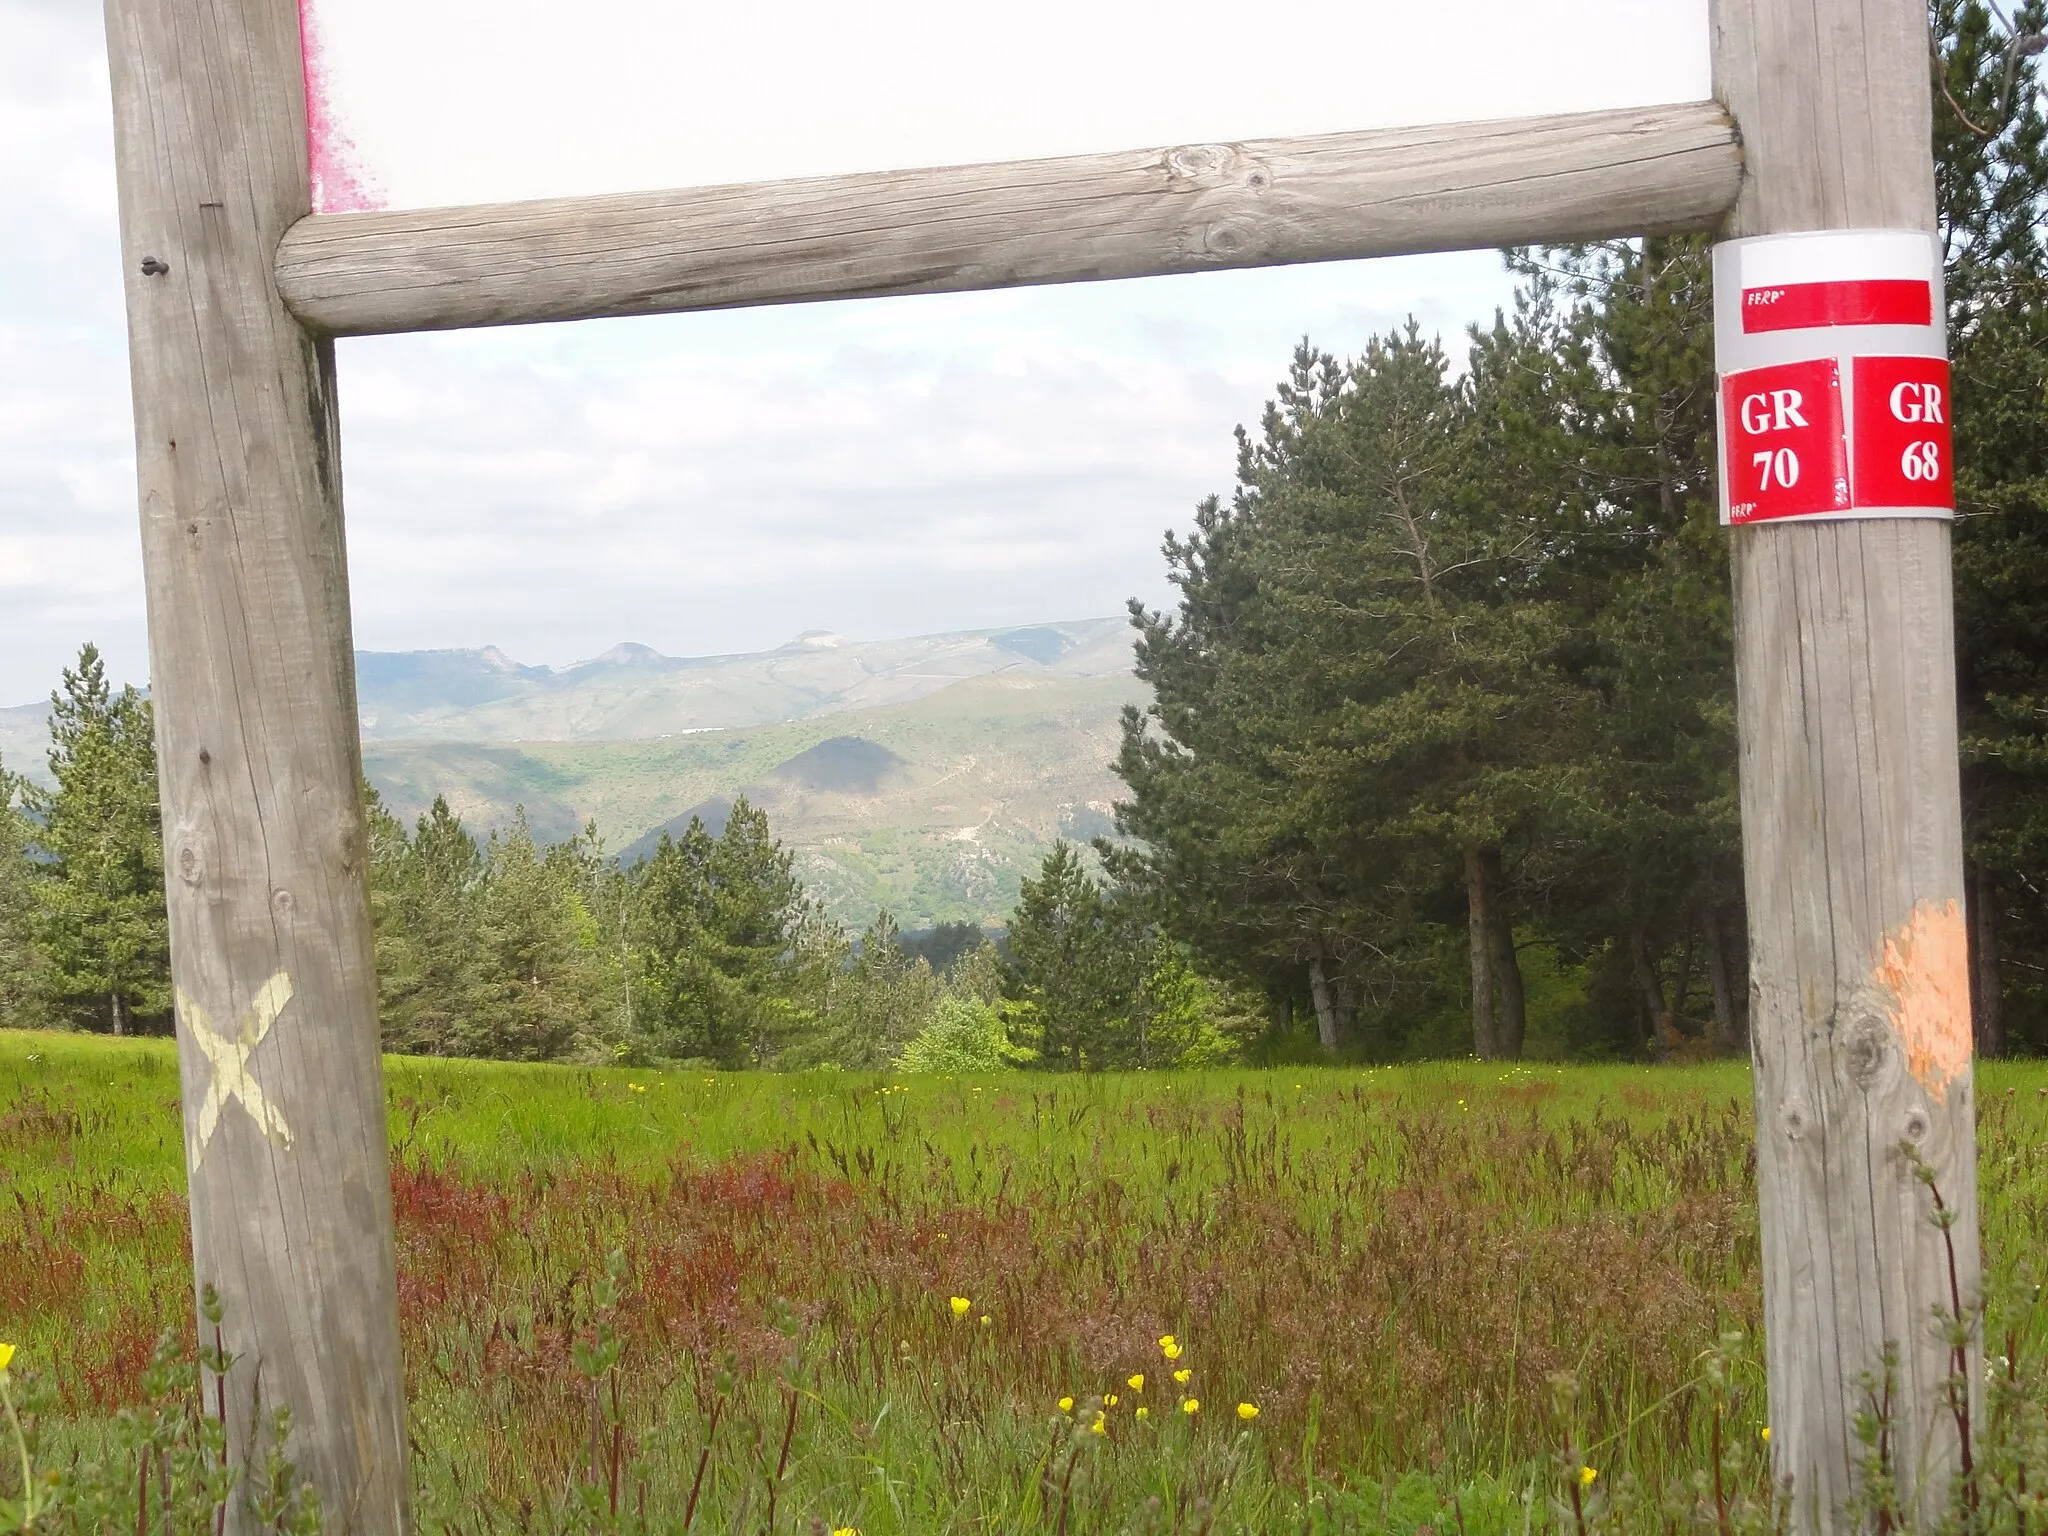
[{"xmin": 1714, "ymin": 229, "xmax": 1953, "ymax": 526}]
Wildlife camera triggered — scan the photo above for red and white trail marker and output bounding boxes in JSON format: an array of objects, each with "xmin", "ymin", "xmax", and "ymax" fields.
[{"xmin": 1714, "ymin": 229, "xmax": 1951, "ymax": 526}]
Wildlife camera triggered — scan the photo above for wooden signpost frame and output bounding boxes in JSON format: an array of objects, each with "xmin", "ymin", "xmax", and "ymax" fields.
[{"xmin": 99, "ymin": 0, "xmax": 1978, "ymax": 1529}]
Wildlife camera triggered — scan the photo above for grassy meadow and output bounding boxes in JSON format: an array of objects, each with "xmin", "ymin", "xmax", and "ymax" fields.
[{"xmin": 3, "ymin": 1030, "xmax": 2046, "ymax": 1532}]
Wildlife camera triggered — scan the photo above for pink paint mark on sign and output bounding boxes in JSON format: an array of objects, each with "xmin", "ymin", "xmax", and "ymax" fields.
[
  {"xmin": 1874, "ymin": 899, "xmax": 1972, "ymax": 1103},
  {"xmin": 298, "ymin": 0, "xmax": 386, "ymax": 213}
]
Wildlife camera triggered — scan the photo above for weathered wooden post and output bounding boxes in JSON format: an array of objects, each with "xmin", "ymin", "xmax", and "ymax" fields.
[
  {"xmin": 102, "ymin": 0, "xmax": 410, "ymax": 1529},
  {"xmin": 1713, "ymin": 0, "xmax": 1981, "ymax": 1526}
]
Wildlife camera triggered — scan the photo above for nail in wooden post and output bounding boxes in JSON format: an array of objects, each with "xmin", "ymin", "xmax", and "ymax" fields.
[
  {"xmin": 1712, "ymin": 0, "xmax": 1981, "ymax": 1527},
  {"xmin": 101, "ymin": 0, "xmax": 410, "ymax": 1528}
]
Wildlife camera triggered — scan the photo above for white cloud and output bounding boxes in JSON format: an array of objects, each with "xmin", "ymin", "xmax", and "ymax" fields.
[
  {"xmin": 309, "ymin": 0, "xmax": 1709, "ymax": 210},
  {"xmin": 0, "ymin": 0, "xmax": 1707, "ymax": 704}
]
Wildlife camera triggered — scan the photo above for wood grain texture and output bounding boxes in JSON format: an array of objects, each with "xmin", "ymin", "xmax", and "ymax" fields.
[
  {"xmin": 102, "ymin": 0, "xmax": 410, "ymax": 1529},
  {"xmin": 275, "ymin": 102, "xmax": 1742, "ymax": 336},
  {"xmin": 1713, "ymin": 1, "xmax": 1981, "ymax": 1528}
]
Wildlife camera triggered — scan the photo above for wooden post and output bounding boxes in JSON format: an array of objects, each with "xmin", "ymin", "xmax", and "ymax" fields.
[
  {"xmin": 102, "ymin": 0, "xmax": 410, "ymax": 1530},
  {"xmin": 1713, "ymin": 0, "xmax": 1981, "ymax": 1528}
]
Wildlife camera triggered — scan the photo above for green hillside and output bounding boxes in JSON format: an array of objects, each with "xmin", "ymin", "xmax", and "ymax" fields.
[
  {"xmin": 352, "ymin": 617, "xmax": 1134, "ymax": 741},
  {"xmin": 364, "ymin": 670, "xmax": 1146, "ymax": 929}
]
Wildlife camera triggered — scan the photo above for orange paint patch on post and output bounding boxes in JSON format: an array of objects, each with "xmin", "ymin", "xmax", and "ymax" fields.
[{"xmin": 1873, "ymin": 899, "xmax": 1972, "ymax": 1101}]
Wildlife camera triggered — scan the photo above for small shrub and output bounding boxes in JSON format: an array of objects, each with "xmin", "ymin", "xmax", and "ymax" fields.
[{"xmin": 896, "ymin": 997, "xmax": 1020, "ymax": 1073}]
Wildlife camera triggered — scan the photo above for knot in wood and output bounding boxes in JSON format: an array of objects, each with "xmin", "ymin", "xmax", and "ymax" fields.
[
  {"xmin": 1902, "ymin": 1108, "xmax": 1931, "ymax": 1143},
  {"xmin": 176, "ymin": 842, "xmax": 204, "ymax": 888},
  {"xmin": 1840, "ymin": 1010, "xmax": 1893, "ymax": 1089},
  {"xmin": 1163, "ymin": 143, "xmax": 1240, "ymax": 185},
  {"xmin": 1199, "ymin": 217, "xmax": 1265, "ymax": 261},
  {"xmin": 335, "ymin": 820, "xmax": 363, "ymax": 876}
]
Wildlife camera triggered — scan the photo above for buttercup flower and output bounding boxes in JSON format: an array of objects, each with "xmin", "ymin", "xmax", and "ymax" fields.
[
  {"xmin": 0, "ymin": 1342, "xmax": 13, "ymax": 1375},
  {"xmin": 1173, "ymin": 1368, "xmax": 1192, "ymax": 1385},
  {"xmin": 1104, "ymin": 1393, "xmax": 1119, "ymax": 1407},
  {"xmin": 832, "ymin": 1528, "xmax": 858, "ymax": 1536},
  {"xmin": 1058, "ymin": 1396, "xmax": 1074, "ymax": 1412},
  {"xmin": 1237, "ymin": 1402, "xmax": 1259, "ymax": 1421},
  {"xmin": 1760, "ymin": 1427, "xmax": 1771, "ymax": 1443},
  {"xmin": 1580, "ymin": 1466, "xmax": 1599, "ymax": 1487},
  {"xmin": 1182, "ymin": 1398, "xmax": 1200, "ymax": 1415},
  {"xmin": 1090, "ymin": 1411, "xmax": 1107, "ymax": 1436},
  {"xmin": 1135, "ymin": 1406, "xmax": 1150, "ymax": 1421},
  {"xmin": 1161, "ymin": 1338, "xmax": 1184, "ymax": 1361},
  {"xmin": 1126, "ymin": 1373, "xmax": 1144, "ymax": 1393},
  {"xmin": 979, "ymin": 1315, "xmax": 991, "ymax": 1327},
  {"xmin": 949, "ymin": 1296, "xmax": 970, "ymax": 1319}
]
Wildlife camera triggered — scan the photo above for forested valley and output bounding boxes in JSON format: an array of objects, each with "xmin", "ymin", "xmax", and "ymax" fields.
[{"xmin": 3, "ymin": 2, "xmax": 2043, "ymax": 1064}]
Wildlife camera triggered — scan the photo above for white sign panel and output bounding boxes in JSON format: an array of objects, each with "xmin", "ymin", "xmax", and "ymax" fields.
[{"xmin": 1713, "ymin": 229, "xmax": 1952, "ymax": 526}]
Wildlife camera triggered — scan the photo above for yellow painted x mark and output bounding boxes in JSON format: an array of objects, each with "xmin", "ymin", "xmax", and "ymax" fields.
[{"xmin": 180, "ymin": 971, "xmax": 295, "ymax": 1167}]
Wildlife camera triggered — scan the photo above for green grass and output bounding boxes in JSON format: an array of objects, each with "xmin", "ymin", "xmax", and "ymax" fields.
[{"xmin": 5, "ymin": 1029, "xmax": 2046, "ymax": 1533}]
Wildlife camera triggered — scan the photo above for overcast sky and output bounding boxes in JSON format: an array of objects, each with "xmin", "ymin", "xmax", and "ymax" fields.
[{"xmin": 0, "ymin": 0, "xmax": 1708, "ymax": 708}]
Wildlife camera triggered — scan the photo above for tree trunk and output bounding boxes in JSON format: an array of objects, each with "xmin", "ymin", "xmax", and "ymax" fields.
[
  {"xmin": 1703, "ymin": 906, "xmax": 1740, "ymax": 1053},
  {"xmin": 1306, "ymin": 953, "xmax": 1342, "ymax": 1052},
  {"xmin": 1463, "ymin": 847, "xmax": 1497, "ymax": 1060},
  {"xmin": 110, "ymin": 993, "xmax": 125, "ymax": 1037},
  {"xmin": 1629, "ymin": 926, "xmax": 1674, "ymax": 1058},
  {"xmin": 1334, "ymin": 972, "xmax": 1361, "ymax": 1047},
  {"xmin": 1481, "ymin": 847, "xmax": 1525, "ymax": 1058},
  {"xmin": 1970, "ymin": 861, "xmax": 2004, "ymax": 1058}
]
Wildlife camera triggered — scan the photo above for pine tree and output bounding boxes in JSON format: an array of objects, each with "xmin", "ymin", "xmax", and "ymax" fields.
[
  {"xmin": 808, "ymin": 911, "xmax": 937, "ymax": 1070},
  {"xmin": 459, "ymin": 811, "xmax": 607, "ymax": 1061},
  {"xmin": 0, "ymin": 755, "xmax": 46, "ymax": 1027},
  {"xmin": 1005, "ymin": 842, "xmax": 1143, "ymax": 1068},
  {"xmin": 1937, "ymin": 0, "xmax": 2048, "ymax": 1054},
  {"xmin": 629, "ymin": 797, "xmax": 816, "ymax": 1066},
  {"xmin": 369, "ymin": 793, "xmax": 485, "ymax": 1055},
  {"xmin": 1116, "ymin": 328, "xmax": 1583, "ymax": 1058},
  {"xmin": 1481, "ymin": 236, "xmax": 1745, "ymax": 1058},
  {"xmin": 25, "ymin": 646, "xmax": 169, "ymax": 1033}
]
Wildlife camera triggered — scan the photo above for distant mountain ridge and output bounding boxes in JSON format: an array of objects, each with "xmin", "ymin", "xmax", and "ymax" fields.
[
  {"xmin": 5, "ymin": 619, "xmax": 1143, "ymax": 926},
  {"xmin": 350, "ymin": 617, "xmax": 1134, "ymax": 742},
  {"xmin": 363, "ymin": 669, "xmax": 1144, "ymax": 927},
  {"xmin": 2, "ymin": 618, "xmax": 1137, "ymax": 779}
]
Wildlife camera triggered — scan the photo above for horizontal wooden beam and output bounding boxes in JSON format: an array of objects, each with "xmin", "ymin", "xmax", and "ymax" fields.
[{"xmin": 276, "ymin": 101, "xmax": 1742, "ymax": 337}]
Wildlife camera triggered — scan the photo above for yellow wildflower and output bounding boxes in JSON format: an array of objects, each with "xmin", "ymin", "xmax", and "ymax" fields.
[
  {"xmin": 949, "ymin": 1296, "xmax": 970, "ymax": 1319},
  {"xmin": 1161, "ymin": 1338, "xmax": 1184, "ymax": 1361},
  {"xmin": 1580, "ymin": 1466, "xmax": 1599, "ymax": 1488},
  {"xmin": 1173, "ymin": 1368, "xmax": 1191, "ymax": 1385},
  {"xmin": 1104, "ymin": 1393, "xmax": 1119, "ymax": 1407},
  {"xmin": 1182, "ymin": 1398, "xmax": 1200, "ymax": 1415},
  {"xmin": 1135, "ymin": 1406, "xmax": 1150, "ymax": 1421},
  {"xmin": 1126, "ymin": 1373, "xmax": 1144, "ymax": 1393},
  {"xmin": 0, "ymin": 1342, "xmax": 14, "ymax": 1375},
  {"xmin": 1157, "ymin": 1334, "xmax": 1176, "ymax": 1351},
  {"xmin": 1090, "ymin": 1411, "xmax": 1107, "ymax": 1436},
  {"xmin": 1058, "ymin": 1396, "xmax": 1074, "ymax": 1412},
  {"xmin": 1760, "ymin": 1426, "xmax": 1771, "ymax": 1443},
  {"xmin": 1237, "ymin": 1402, "xmax": 1259, "ymax": 1421},
  {"xmin": 979, "ymin": 1315, "xmax": 991, "ymax": 1327},
  {"xmin": 832, "ymin": 1528, "xmax": 859, "ymax": 1536}
]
